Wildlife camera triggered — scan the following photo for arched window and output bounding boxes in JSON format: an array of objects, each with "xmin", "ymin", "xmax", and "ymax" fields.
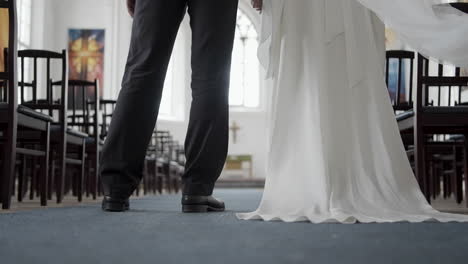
[
  {"xmin": 229, "ymin": 9, "xmax": 260, "ymax": 109},
  {"xmin": 159, "ymin": 8, "xmax": 260, "ymax": 120}
]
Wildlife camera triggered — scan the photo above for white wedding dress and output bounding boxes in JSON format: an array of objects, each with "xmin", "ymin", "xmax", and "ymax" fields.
[{"xmin": 237, "ymin": 0, "xmax": 468, "ymax": 223}]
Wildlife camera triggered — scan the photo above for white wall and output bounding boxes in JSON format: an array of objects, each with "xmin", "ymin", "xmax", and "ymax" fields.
[
  {"xmin": 36, "ymin": 0, "xmax": 270, "ymax": 179},
  {"xmin": 36, "ymin": 0, "xmax": 116, "ymax": 99}
]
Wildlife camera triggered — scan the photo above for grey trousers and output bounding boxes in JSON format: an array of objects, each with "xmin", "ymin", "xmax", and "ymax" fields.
[{"xmin": 99, "ymin": 0, "xmax": 239, "ymax": 197}]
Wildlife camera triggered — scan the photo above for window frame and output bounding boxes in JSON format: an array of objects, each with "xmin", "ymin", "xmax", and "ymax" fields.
[{"xmin": 229, "ymin": 7, "xmax": 264, "ymax": 112}]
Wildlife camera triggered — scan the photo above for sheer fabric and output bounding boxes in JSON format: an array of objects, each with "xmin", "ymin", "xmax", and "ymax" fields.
[
  {"xmin": 357, "ymin": 0, "xmax": 468, "ymax": 68},
  {"xmin": 236, "ymin": 0, "xmax": 468, "ymax": 223},
  {"xmin": 260, "ymin": 0, "xmax": 468, "ymax": 77}
]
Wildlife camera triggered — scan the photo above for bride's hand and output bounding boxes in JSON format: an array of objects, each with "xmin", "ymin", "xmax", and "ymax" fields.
[
  {"xmin": 127, "ymin": 0, "xmax": 135, "ymax": 17},
  {"xmin": 252, "ymin": 0, "xmax": 263, "ymax": 12}
]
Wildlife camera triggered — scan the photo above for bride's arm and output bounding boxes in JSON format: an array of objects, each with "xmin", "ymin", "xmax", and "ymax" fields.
[{"xmin": 252, "ymin": 0, "xmax": 263, "ymax": 12}]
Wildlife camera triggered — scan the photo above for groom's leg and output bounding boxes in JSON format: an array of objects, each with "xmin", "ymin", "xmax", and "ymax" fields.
[
  {"xmin": 182, "ymin": 0, "xmax": 239, "ymax": 196},
  {"xmin": 99, "ymin": 0, "xmax": 187, "ymax": 198}
]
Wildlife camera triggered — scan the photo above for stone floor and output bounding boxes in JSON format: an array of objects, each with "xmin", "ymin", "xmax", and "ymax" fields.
[{"xmin": 1, "ymin": 189, "xmax": 468, "ymax": 264}]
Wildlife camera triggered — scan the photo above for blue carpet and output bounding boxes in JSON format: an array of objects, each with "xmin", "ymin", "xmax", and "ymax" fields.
[{"xmin": 1, "ymin": 189, "xmax": 468, "ymax": 264}]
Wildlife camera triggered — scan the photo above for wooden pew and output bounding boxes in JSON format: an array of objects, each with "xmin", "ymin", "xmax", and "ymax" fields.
[
  {"xmin": 387, "ymin": 51, "xmax": 468, "ymax": 205},
  {"xmin": 385, "ymin": 50, "xmax": 415, "ymax": 151},
  {"xmin": 18, "ymin": 49, "xmax": 88, "ymax": 203},
  {"xmin": 169, "ymin": 140, "xmax": 184, "ymax": 194},
  {"xmin": 98, "ymin": 99, "xmax": 116, "ymax": 141},
  {"xmin": 1, "ymin": 0, "xmax": 52, "ymax": 209},
  {"xmin": 142, "ymin": 131, "xmax": 164, "ymax": 195},
  {"xmin": 156, "ymin": 131, "xmax": 174, "ymax": 193},
  {"xmin": 414, "ymin": 55, "xmax": 468, "ymax": 205},
  {"xmin": 63, "ymin": 80, "xmax": 101, "ymax": 200}
]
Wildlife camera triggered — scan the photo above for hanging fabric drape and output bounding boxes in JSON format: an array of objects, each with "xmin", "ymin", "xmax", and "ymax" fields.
[
  {"xmin": 257, "ymin": 0, "xmax": 284, "ymax": 79},
  {"xmin": 260, "ymin": 0, "xmax": 468, "ymax": 80},
  {"xmin": 238, "ymin": 0, "xmax": 468, "ymax": 223},
  {"xmin": 356, "ymin": 0, "xmax": 468, "ymax": 68}
]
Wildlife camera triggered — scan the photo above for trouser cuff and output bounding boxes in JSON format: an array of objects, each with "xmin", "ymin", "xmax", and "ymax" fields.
[{"xmin": 182, "ymin": 182, "xmax": 215, "ymax": 196}]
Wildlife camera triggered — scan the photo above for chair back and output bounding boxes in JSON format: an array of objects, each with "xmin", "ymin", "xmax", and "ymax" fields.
[
  {"xmin": 61, "ymin": 80, "xmax": 100, "ymax": 140},
  {"xmin": 385, "ymin": 50, "xmax": 415, "ymax": 112},
  {"xmin": 417, "ymin": 54, "xmax": 468, "ymax": 110},
  {"xmin": 147, "ymin": 130, "xmax": 159, "ymax": 158},
  {"xmin": 156, "ymin": 131, "xmax": 173, "ymax": 160},
  {"xmin": 173, "ymin": 143, "xmax": 185, "ymax": 165},
  {"xmin": 17, "ymin": 49, "xmax": 68, "ymax": 126},
  {"xmin": 99, "ymin": 99, "xmax": 116, "ymax": 140}
]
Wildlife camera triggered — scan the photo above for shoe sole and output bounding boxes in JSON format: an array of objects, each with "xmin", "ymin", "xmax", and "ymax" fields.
[
  {"xmin": 102, "ymin": 202, "xmax": 130, "ymax": 212},
  {"xmin": 182, "ymin": 204, "xmax": 225, "ymax": 213}
]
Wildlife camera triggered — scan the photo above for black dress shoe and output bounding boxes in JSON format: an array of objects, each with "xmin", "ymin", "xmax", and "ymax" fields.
[
  {"xmin": 182, "ymin": 195, "xmax": 225, "ymax": 213},
  {"xmin": 102, "ymin": 196, "xmax": 130, "ymax": 212}
]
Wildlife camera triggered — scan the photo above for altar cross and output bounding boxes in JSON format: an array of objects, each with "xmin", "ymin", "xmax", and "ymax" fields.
[{"xmin": 230, "ymin": 121, "xmax": 241, "ymax": 144}]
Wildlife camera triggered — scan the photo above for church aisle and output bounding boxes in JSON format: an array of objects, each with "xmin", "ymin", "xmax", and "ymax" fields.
[{"xmin": 1, "ymin": 189, "xmax": 468, "ymax": 264}]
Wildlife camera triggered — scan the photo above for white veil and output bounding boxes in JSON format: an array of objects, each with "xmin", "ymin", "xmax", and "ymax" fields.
[
  {"xmin": 259, "ymin": 0, "xmax": 468, "ymax": 79},
  {"xmin": 357, "ymin": 0, "xmax": 468, "ymax": 68}
]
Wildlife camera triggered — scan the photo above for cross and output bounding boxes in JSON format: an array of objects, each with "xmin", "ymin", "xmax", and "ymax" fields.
[
  {"xmin": 69, "ymin": 30, "xmax": 102, "ymax": 82},
  {"xmin": 229, "ymin": 121, "xmax": 241, "ymax": 144}
]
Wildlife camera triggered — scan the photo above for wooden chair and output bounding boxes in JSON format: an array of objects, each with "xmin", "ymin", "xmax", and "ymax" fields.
[
  {"xmin": 156, "ymin": 131, "xmax": 175, "ymax": 193},
  {"xmin": 98, "ymin": 99, "xmax": 117, "ymax": 141},
  {"xmin": 385, "ymin": 50, "xmax": 416, "ymax": 150},
  {"xmin": 169, "ymin": 141, "xmax": 184, "ymax": 193},
  {"xmin": 418, "ymin": 56, "xmax": 467, "ymax": 204},
  {"xmin": 386, "ymin": 52, "xmax": 468, "ymax": 204},
  {"xmin": 414, "ymin": 54, "xmax": 468, "ymax": 205},
  {"xmin": 61, "ymin": 80, "xmax": 101, "ymax": 200},
  {"xmin": 426, "ymin": 141, "xmax": 465, "ymax": 203},
  {"xmin": 1, "ymin": 0, "xmax": 52, "ymax": 209},
  {"xmin": 96, "ymin": 99, "xmax": 116, "ymax": 196},
  {"xmin": 386, "ymin": 50, "xmax": 415, "ymax": 113},
  {"xmin": 167, "ymin": 139, "xmax": 183, "ymax": 193},
  {"xmin": 141, "ymin": 130, "xmax": 184, "ymax": 195},
  {"xmin": 142, "ymin": 131, "xmax": 163, "ymax": 196},
  {"xmin": 18, "ymin": 49, "xmax": 88, "ymax": 203}
]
